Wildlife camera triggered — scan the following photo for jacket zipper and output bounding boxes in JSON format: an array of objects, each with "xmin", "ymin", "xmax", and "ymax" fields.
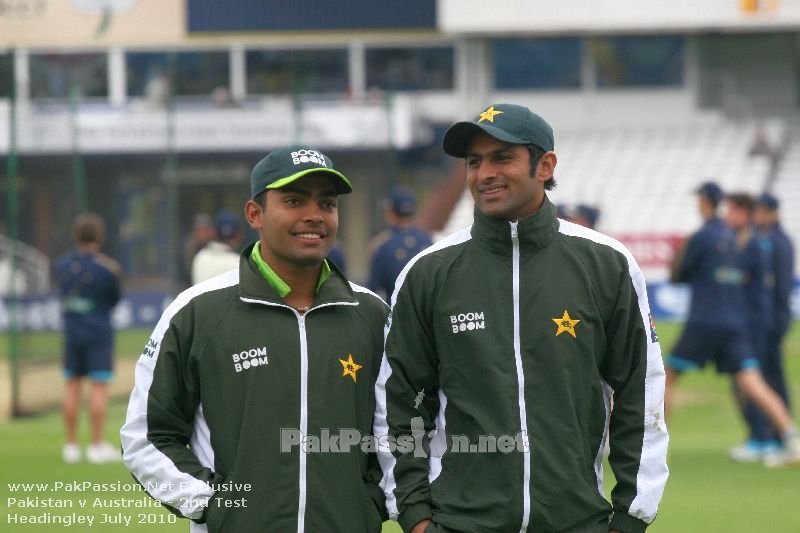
[
  {"xmin": 297, "ymin": 314, "xmax": 308, "ymax": 532},
  {"xmin": 511, "ymin": 221, "xmax": 531, "ymax": 532},
  {"xmin": 292, "ymin": 303, "xmax": 356, "ymax": 532},
  {"xmin": 239, "ymin": 299, "xmax": 358, "ymax": 531}
]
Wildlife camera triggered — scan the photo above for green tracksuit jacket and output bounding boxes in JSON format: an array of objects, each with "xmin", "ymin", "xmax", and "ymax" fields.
[
  {"xmin": 121, "ymin": 244, "xmax": 388, "ymax": 532},
  {"xmin": 375, "ymin": 198, "xmax": 669, "ymax": 533}
]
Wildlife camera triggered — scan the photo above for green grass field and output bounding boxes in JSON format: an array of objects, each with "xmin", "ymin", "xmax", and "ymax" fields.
[
  {"xmin": 0, "ymin": 328, "xmax": 152, "ymax": 361},
  {"xmin": 2, "ymin": 321, "xmax": 799, "ymax": 532}
]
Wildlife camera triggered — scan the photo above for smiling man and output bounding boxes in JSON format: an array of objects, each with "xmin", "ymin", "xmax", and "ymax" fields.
[
  {"xmin": 375, "ymin": 104, "xmax": 669, "ymax": 533},
  {"xmin": 121, "ymin": 145, "xmax": 389, "ymax": 532}
]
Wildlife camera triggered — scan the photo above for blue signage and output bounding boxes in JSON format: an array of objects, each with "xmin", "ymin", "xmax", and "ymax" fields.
[{"xmin": 188, "ymin": 0, "xmax": 436, "ymax": 32}]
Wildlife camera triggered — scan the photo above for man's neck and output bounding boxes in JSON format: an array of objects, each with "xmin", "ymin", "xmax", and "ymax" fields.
[
  {"xmin": 250, "ymin": 242, "xmax": 325, "ymax": 309},
  {"xmin": 77, "ymin": 243, "xmax": 100, "ymax": 253},
  {"xmin": 394, "ymin": 219, "xmax": 414, "ymax": 229},
  {"xmin": 278, "ymin": 264, "xmax": 321, "ymax": 307}
]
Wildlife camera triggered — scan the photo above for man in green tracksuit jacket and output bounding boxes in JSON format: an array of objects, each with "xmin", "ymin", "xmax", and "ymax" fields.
[
  {"xmin": 121, "ymin": 145, "xmax": 388, "ymax": 532},
  {"xmin": 375, "ymin": 104, "xmax": 669, "ymax": 533}
]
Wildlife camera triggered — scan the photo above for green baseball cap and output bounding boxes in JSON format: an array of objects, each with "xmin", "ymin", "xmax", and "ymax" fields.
[
  {"xmin": 442, "ymin": 103, "xmax": 554, "ymax": 157},
  {"xmin": 250, "ymin": 145, "xmax": 353, "ymax": 199}
]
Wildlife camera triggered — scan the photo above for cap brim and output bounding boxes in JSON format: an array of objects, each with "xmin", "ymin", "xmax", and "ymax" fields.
[
  {"xmin": 443, "ymin": 121, "xmax": 530, "ymax": 158},
  {"xmin": 265, "ymin": 168, "xmax": 353, "ymax": 195}
]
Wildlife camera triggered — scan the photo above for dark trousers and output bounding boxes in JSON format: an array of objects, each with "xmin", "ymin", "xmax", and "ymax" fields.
[{"xmin": 736, "ymin": 329, "xmax": 791, "ymax": 442}]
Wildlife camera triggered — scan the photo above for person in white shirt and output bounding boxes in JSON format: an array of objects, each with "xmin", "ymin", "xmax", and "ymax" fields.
[{"xmin": 191, "ymin": 210, "xmax": 244, "ymax": 284}]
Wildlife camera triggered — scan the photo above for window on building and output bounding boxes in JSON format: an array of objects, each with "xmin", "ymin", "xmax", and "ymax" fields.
[
  {"xmin": 126, "ymin": 51, "xmax": 229, "ymax": 100},
  {"xmin": 0, "ymin": 54, "xmax": 11, "ymax": 98},
  {"xmin": 29, "ymin": 52, "xmax": 108, "ymax": 99},
  {"xmin": 493, "ymin": 38, "xmax": 582, "ymax": 89},
  {"xmin": 366, "ymin": 46, "xmax": 454, "ymax": 91},
  {"xmin": 246, "ymin": 48, "xmax": 349, "ymax": 95},
  {"xmin": 592, "ymin": 35, "xmax": 684, "ymax": 88}
]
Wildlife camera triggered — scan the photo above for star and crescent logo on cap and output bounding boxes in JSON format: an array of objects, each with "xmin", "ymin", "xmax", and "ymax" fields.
[
  {"xmin": 339, "ymin": 353, "xmax": 363, "ymax": 382},
  {"xmin": 478, "ymin": 106, "xmax": 504, "ymax": 123},
  {"xmin": 552, "ymin": 310, "xmax": 580, "ymax": 338}
]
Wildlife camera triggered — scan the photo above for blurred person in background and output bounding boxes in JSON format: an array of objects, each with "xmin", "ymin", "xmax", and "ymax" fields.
[
  {"xmin": 367, "ymin": 188, "xmax": 432, "ymax": 301},
  {"xmin": 574, "ymin": 203, "xmax": 601, "ymax": 229},
  {"xmin": 754, "ymin": 192, "xmax": 796, "ymax": 412},
  {"xmin": 328, "ymin": 241, "xmax": 348, "ymax": 275},
  {"xmin": 180, "ymin": 213, "xmax": 216, "ymax": 289},
  {"xmin": 55, "ymin": 213, "xmax": 123, "ymax": 464},
  {"xmin": 556, "ymin": 203, "xmax": 600, "ymax": 229},
  {"xmin": 730, "ymin": 192, "xmax": 796, "ymax": 460},
  {"xmin": 191, "ymin": 209, "xmax": 245, "ymax": 284},
  {"xmin": 722, "ymin": 192, "xmax": 773, "ymax": 460},
  {"xmin": 665, "ymin": 183, "xmax": 800, "ymax": 467},
  {"xmin": 121, "ymin": 145, "xmax": 388, "ymax": 532}
]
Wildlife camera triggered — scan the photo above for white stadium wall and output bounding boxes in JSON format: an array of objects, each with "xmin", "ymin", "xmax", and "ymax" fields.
[{"xmin": 439, "ymin": 0, "xmax": 800, "ymax": 33}]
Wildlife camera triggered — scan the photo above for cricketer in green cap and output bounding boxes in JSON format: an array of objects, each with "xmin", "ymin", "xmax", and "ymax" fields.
[
  {"xmin": 250, "ymin": 144, "xmax": 352, "ymax": 199},
  {"xmin": 442, "ymin": 103, "xmax": 554, "ymax": 158}
]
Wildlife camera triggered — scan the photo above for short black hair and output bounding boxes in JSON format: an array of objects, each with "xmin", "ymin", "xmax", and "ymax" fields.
[{"xmin": 526, "ymin": 144, "xmax": 556, "ymax": 191}]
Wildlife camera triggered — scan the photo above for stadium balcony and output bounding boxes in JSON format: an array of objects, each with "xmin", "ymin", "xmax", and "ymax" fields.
[{"xmin": 0, "ymin": 94, "xmax": 434, "ymax": 155}]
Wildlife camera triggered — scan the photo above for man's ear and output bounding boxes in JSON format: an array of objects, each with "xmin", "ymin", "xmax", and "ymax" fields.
[
  {"xmin": 536, "ymin": 151, "xmax": 557, "ymax": 182},
  {"xmin": 244, "ymin": 199, "xmax": 263, "ymax": 230}
]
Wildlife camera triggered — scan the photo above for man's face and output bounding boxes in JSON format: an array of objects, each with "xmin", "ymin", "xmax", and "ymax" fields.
[
  {"xmin": 194, "ymin": 223, "xmax": 215, "ymax": 245},
  {"xmin": 697, "ymin": 195, "xmax": 716, "ymax": 220},
  {"xmin": 723, "ymin": 201, "xmax": 750, "ymax": 230},
  {"xmin": 245, "ymin": 173, "xmax": 339, "ymax": 271},
  {"xmin": 753, "ymin": 206, "xmax": 774, "ymax": 228},
  {"xmin": 464, "ymin": 132, "xmax": 544, "ymax": 221}
]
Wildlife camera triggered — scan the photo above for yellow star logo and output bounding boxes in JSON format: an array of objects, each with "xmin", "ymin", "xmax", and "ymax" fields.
[
  {"xmin": 552, "ymin": 310, "xmax": 580, "ymax": 338},
  {"xmin": 339, "ymin": 354, "xmax": 363, "ymax": 383},
  {"xmin": 478, "ymin": 106, "xmax": 504, "ymax": 123}
]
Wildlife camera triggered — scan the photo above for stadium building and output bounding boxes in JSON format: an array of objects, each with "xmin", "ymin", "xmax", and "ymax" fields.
[{"xmin": 1, "ymin": 0, "xmax": 799, "ymax": 324}]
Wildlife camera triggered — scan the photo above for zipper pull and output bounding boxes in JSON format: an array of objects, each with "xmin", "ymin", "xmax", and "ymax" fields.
[{"xmin": 510, "ymin": 221, "xmax": 519, "ymax": 239}]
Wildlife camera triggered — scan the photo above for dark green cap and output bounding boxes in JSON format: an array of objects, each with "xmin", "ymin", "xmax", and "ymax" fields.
[
  {"xmin": 442, "ymin": 103, "xmax": 554, "ymax": 157},
  {"xmin": 250, "ymin": 145, "xmax": 352, "ymax": 199}
]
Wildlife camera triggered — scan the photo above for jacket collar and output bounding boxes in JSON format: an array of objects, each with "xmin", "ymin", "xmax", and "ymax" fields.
[
  {"xmin": 471, "ymin": 195, "xmax": 558, "ymax": 256},
  {"xmin": 237, "ymin": 242, "xmax": 358, "ymax": 308}
]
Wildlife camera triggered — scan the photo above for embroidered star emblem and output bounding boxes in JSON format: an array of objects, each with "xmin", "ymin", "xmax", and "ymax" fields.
[
  {"xmin": 552, "ymin": 310, "xmax": 580, "ymax": 338},
  {"xmin": 339, "ymin": 354, "xmax": 363, "ymax": 383},
  {"xmin": 478, "ymin": 106, "xmax": 504, "ymax": 123}
]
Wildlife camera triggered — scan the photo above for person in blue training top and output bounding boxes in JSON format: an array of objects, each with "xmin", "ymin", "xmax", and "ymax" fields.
[
  {"xmin": 367, "ymin": 188, "xmax": 432, "ymax": 301},
  {"xmin": 55, "ymin": 213, "xmax": 123, "ymax": 464},
  {"xmin": 755, "ymin": 192, "xmax": 796, "ymax": 411},
  {"xmin": 664, "ymin": 182, "xmax": 800, "ymax": 467},
  {"xmin": 730, "ymin": 192, "xmax": 797, "ymax": 460},
  {"xmin": 722, "ymin": 192, "xmax": 775, "ymax": 460}
]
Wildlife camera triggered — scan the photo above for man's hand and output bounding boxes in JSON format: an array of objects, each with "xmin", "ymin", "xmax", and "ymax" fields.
[{"xmin": 410, "ymin": 519, "xmax": 432, "ymax": 533}]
